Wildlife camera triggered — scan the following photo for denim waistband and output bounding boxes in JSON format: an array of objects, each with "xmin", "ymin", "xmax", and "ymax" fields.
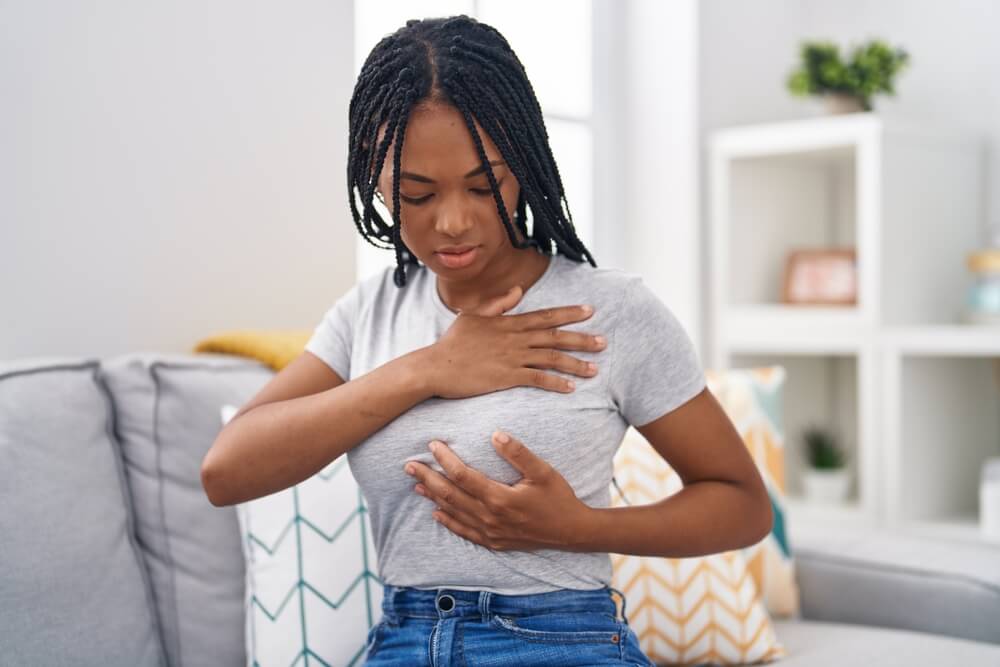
[{"xmin": 380, "ymin": 583, "xmax": 631, "ymax": 625}]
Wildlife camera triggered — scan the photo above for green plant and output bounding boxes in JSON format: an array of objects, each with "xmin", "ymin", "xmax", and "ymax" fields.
[
  {"xmin": 802, "ymin": 425, "xmax": 846, "ymax": 469},
  {"xmin": 787, "ymin": 39, "xmax": 910, "ymax": 111}
]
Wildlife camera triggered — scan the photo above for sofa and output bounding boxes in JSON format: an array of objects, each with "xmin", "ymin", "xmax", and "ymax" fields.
[{"xmin": 3, "ymin": 352, "xmax": 999, "ymax": 666}]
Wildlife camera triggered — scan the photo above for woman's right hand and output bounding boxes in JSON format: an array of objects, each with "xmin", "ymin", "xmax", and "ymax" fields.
[{"xmin": 425, "ymin": 285, "xmax": 606, "ymax": 399}]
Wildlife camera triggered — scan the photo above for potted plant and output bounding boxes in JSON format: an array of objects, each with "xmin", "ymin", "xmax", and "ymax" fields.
[
  {"xmin": 801, "ymin": 425, "xmax": 850, "ymax": 504},
  {"xmin": 787, "ymin": 39, "xmax": 910, "ymax": 113}
]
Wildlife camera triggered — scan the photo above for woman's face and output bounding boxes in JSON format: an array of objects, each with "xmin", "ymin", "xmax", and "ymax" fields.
[{"xmin": 374, "ymin": 101, "xmax": 524, "ymax": 277}]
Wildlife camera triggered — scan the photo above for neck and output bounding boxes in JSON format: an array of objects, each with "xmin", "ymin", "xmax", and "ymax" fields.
[{"xmin": 436, "ymin": 247, "xmax": 550, "ymax": 314}]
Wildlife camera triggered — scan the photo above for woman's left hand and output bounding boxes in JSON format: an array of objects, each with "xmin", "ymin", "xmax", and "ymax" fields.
[{"xmin": 403, "ymin": 431, "xmax": 594, "ymax": 552}]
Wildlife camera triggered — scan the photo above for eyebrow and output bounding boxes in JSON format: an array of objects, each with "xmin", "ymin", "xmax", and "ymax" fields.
[{"xmin": 399, "ymin": 159, "xmax": 506, "ymax": 183}]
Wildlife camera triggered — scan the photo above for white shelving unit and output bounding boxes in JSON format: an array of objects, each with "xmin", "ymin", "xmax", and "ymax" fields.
[{"xmin": 708, "ymin": 113, "xmax": 999, "ymax": 543}]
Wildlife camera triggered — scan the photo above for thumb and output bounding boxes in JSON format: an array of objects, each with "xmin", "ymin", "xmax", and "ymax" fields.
[{"xmin": 472, "ymin": 284, "xmax": 523, "ymax": 317}]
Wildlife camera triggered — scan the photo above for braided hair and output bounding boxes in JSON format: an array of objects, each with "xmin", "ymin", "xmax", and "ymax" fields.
[{"xmin": 347, "ymin": 14, "xmax": 597, "ymax": 287}]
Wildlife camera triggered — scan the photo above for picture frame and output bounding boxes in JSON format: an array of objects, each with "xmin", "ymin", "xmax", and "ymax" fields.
[{"xmin": 781, "ymin": 248, "xmax": 858, "ymax": 305}]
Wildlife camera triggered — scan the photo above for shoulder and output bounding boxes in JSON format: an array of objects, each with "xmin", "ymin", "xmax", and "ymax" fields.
[
  {"xmin": 337, "ymin": 261, "xmax": 429, "ymax": 313},
  {"xmin": 549, "ymin": 255, "xmax": 654, "ymax": 321}
]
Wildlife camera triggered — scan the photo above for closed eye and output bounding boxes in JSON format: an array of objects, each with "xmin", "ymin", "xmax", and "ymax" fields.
[{"xmin": 400, "ymin": 180, "xmax": 502, "ymax": 205}]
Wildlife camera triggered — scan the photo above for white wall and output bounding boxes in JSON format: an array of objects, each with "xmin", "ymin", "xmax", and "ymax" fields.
[
  {"xmin": 0, "ymin": 1, "xmax": 357, "ymax": 359},
  {"xmin": 622, "ymin": 0, "xmax": 702, "ymax": 354}
]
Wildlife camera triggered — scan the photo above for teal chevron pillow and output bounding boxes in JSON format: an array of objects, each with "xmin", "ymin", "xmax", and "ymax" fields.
[
  {"xmin": 705, "ymin": 367, "xmax": 799, "ymax": 618},
  {"xmin": 222, "ymin": 405, "xmax": 383, "ymax": 666}
]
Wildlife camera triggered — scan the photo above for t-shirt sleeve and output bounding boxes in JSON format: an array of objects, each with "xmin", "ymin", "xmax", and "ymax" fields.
[
  {"xmin": 303, "ymin": 282, "xmax": 362, "ymax": 381},
  {"xmin": 608, "ymin": 276, "xmax": 706, "ymax": 427}
]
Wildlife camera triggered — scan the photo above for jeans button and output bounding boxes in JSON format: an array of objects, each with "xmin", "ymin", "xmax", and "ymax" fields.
[{"xmin": 436, "ymin": 594, "xmax": 455, "ymax": 612}]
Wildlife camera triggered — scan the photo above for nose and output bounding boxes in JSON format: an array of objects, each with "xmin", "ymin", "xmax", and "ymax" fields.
[{"xmin": 434, "ymin": 194, "xmax": 475, "ymax": 237}]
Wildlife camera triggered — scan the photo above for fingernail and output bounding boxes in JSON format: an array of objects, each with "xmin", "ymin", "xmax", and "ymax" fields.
[
  {"xmin": 429, "ymin": 441, "xmax": 440, "ymax": 452},
  {"xmin": 494, "ymin": 431, "xmax": 510, "ymax": 444},
  {"xmin": 595, "ymin": 336, "xmax": 606, "ymax": 346},
  {"xmin": 582, "ymin": 304, "xmax": 593, "ymax": 314},
  {"xmin": 587, "ymin": 362, "xmax": 597, "ymax": 373},
  {"xmin": 404, "ymin": 464, "xmax": 415, "ymax": 475}
]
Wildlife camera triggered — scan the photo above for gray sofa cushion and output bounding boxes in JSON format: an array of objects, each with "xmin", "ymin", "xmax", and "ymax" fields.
[
  {"xmin": 793, "ymin": 524, "xmax": 1000, "ymax": 644},
  {"xmin": 0, "ymin": 358, "xmax": 166, "ymax": 666},
  {"xmin": 773, "ymin": 619, "xmax": 1000, "ymax": 666},
  {"xmin": 100, "ymin": 353, "xmax": 273, "ymax": 667}
]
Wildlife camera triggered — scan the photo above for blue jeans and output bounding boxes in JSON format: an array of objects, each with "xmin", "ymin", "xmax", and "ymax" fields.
[{"xmin": 363, "ymin": 583, "xmax": 656, "ymax": 666}]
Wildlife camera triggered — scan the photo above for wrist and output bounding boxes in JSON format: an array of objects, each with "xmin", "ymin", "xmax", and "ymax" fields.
[
  {"xmin": 401, "ymin": 345, "xmax": 438, "ymax": 401},
  {"xmin": 566, "ymin": 504, "xmax": 609, "ymax": 552}
]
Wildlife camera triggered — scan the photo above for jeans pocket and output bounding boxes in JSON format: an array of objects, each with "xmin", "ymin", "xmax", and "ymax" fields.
[
  {"xmin": 364, "ymin": 618, "xmax": 387, "ymax": 659},
  {"xmin": 489, "ymin": 611, "xmax": 624, "ymax": 645}
]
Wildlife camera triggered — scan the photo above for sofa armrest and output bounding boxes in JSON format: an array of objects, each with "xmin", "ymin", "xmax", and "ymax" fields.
[{"xmin": 792, "ymin": 525, "xmax": 1000, "ymax": 645}]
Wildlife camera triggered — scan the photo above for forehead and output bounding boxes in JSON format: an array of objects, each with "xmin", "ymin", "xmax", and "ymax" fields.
[{"xmin": 376, "ymin": 102, "xmax": 502, "ymax": 174}]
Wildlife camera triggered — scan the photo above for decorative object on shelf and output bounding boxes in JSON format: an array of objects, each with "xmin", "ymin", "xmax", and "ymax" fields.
[
  {"xmin": 963, "ymin": 247, "xmax": 1000, "ymax": 325},
  {"xmin": 801, "ymin": 425, "xmax": 850, "ymax": 504},
  {"xmin": 982, "ymin": 457, "xmax": 1000, "ymax": 543},
  {"xmin": 781, "ymin": 248, "xmax": 858, "ymax": 305},
  {"xmin": 786, "ymin": 39, "xmax": 910, "ymax": 113}
]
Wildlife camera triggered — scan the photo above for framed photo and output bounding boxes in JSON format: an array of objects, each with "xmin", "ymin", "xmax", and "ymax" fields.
[{"xmin": 782, "ymin": 248, "xmax": 857, "ymax": 305}]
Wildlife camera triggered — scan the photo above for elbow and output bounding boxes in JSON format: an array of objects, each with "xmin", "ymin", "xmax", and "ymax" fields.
[
  {"xmin": 200, "ymin": 448, "xmax": 233, "ymax": 508},
  {"xmin": 746, "ymin": 486, "xmax": 774, "ymax": 546}
]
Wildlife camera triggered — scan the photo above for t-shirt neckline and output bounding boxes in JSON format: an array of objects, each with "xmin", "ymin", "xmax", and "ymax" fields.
[{"xmin": 431, "ymin": 252, "xmax": 558, "ymax": 319}]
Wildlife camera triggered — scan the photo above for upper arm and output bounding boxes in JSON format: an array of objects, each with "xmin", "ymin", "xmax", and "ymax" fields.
[
  {"xmin": 230, "ymin": 350, "xmax": 347, "ymax": 422},
  {"xmin": 636, "ymin": 387, "xmax": 767, "ymax": 495}
]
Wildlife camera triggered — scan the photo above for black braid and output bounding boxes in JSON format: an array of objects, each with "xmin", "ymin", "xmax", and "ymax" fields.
[{"xmin": 347, "ymin": 15, "xmax": 597, "ymax": 287}]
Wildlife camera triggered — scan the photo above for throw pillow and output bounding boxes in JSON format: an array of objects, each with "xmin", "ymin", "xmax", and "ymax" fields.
[
  {"xmin": 706, "ymin": 367, "xmax": 798, "ymax": 618},
  {"xmin": 223, "ymin": 405, "xmax": 383, "ymax": 666},
  {"xmin": 610, "ymin": 426, "xmax": 786, "ymax": 665}
]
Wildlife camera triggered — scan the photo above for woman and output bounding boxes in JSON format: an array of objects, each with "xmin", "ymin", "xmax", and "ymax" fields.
[{"xmin": 201, "ymin": 14, "xmax": 772, "ymax": 666}]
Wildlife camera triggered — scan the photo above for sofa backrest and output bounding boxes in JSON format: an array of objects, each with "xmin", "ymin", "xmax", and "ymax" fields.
[
  {"xmin": 1, "ymin": 358, "xmax": 167, "ymax": 666},
  {"xmin": 99, "ymin": 352, "xmax": 274, "ymax": 667}
]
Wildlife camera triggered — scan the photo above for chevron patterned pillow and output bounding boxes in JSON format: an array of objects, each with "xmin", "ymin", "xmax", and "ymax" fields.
[
  {"xmin": 705, "ymin": 367, "xmax": 798, "ymax": 618},
  {"xmin": 222, "ymin": 405, "xmax": 383, "ymax": 667},
  {"xmin": 609, "ymin": 379, "xmax": 790, "ymax": 664}
]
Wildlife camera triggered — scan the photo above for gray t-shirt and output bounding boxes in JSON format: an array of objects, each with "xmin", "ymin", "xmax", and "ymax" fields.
[{"xmin": 304, "ymin": 252, "xmax": 705, "ymax": 594}]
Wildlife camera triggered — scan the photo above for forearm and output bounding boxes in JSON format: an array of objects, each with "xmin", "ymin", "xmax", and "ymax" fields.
[
  {"xmin": 203, "ymin": 346, "xmax": 434, "ymax": 506},
  {"xmin": 571, "ymin": 480, "xmax": 772, "ymax": 558}
]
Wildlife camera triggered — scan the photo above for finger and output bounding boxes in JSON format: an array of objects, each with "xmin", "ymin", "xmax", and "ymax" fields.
[
  {"xmin": 416, "ymin": 484, "xmax": 486, "ymax": 529},
  {"xmin": 523, "ymin": 348, "xmax": 598, "ymax": 379},
  {"xmin": 517, "ymin": 367, "xmax": 577, "ymax": 393},
  {"xmin": 510, "ymin": 304, "xmax": 594, "ymax": 331},
  {"xmin": 431, "ymin": 508, "xmax": 494, "ymax": 549},
  {"xmin": 407, "ymin": 459, "xmax": 484, "ymax": 517},
  {"xmin": 467, "ymin": 284, "xmax": 523, "ymax": 317},
  {"xmin": 491, "ymin": 431, "xmax": 553, "ymax": 480},
  {"xmin": 429, "ymin": 441, "xmax": 506, "ymax": 498},
  {"xmin": 525, "ymin": 328, "xmax": 607, "ymax": 353}
]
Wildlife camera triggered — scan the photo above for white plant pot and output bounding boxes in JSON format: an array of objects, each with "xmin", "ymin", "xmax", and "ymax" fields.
[
  {"xmin": 803, "ymin": 468, "xmax": 851, "ymax": 504},
  {"xmin": 823, "ymin": 93, "xmax": 866, "ymax": 115}
]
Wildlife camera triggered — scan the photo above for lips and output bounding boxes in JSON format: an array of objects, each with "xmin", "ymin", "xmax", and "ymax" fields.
[
  {"xmin": 435, "ymin": 245, "xmax": 479, "ymax": 269},
  {"xmin": 437, "ymin": 245, "xmax": 478, "ymax": 254}
]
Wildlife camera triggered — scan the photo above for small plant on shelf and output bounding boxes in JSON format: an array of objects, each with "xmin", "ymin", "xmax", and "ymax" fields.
[
  {"xmin": 804, "ymin": 425, "xmax": 845, "ymax": 469},
  {"xmin": 801, "ymin": 425, "xmax": 851, "ymax": 504},
  {"xmin": 787, "ymin": 39, "xmax": 910, "ymax": 113}
]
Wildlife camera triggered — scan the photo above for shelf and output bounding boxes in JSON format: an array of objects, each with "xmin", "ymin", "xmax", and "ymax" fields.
[
  {"xmin": 721, "ymin": 305, "xmax": 866, "ymax": 355},
  {"xmin": 786, "ymin": 497, "xmax": 870, "ymax": 524},
  {"xmin": 884, "ymin": 326, "xmax": 1000, "ymax": 357},
  {"xmin": 710, "ymin": 115, "xmax": 986, "ymax": 546},
  {"xmin": 711, "ymin": 113, "xmax": 879, "ymax": 159},
  {"xmin": 895, "ymin": 517, "xmax": 996, "ymax": 545}
]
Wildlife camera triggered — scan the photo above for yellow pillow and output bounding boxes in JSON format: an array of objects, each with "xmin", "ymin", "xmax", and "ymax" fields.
[
  {"xmin": 193, "ymin": 330, "xmax": 311, "ymax": 371},
  {"xmin": 610, "ymin": 426, "xmax": 786, "ymax": 665}
]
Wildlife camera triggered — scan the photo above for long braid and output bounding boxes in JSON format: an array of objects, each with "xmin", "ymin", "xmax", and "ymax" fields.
[{"xmin": 346, "ymin": 14, "xmax": 597, "ymax": 287}]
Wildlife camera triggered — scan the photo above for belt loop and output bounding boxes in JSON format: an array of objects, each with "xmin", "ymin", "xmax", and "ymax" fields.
[
  {"xmin": 384, "ymin": 584, "xmax": 400, "ymax": 624},
  {"xmin": 478, "ymin": 590, "xmax": 492, "ymax": 624},
  {"xmin": 609, "ymin": 585, "xmax": 629, "ymax": 625}
]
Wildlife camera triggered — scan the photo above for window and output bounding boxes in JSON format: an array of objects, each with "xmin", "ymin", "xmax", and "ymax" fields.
[{"xmin": 353, "ymin": 0, "xmax": 595, "ymax": 282}]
